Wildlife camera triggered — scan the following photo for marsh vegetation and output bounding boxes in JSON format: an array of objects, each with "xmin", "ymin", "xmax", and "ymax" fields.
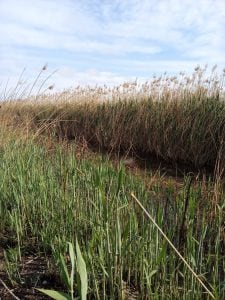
[{"xmin": 0, "ymin": 66, "xmax": 225, "ymax": 299}]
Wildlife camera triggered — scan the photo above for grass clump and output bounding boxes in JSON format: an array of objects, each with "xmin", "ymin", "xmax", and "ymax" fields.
[{"xmin": 0, "ymin": 135, "xmax": 224, "ymax": 299}]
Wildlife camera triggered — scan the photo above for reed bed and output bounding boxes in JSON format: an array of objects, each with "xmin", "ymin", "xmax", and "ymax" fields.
[{"xmin": 1, "ymin": 65, "xmax": 225, "ymax": 171}]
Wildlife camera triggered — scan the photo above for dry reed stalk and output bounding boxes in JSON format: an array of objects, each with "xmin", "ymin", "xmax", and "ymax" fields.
[{"xmin": 131, "ymin": 192, "xmax": 215, "ymax": 300}]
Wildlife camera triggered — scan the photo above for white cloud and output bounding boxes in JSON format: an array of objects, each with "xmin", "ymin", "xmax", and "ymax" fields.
[
  {"xmin": 56, "ymin": 68, "xmax": 130, "ymax": 88},
  {"xmin": 0, "ymin": 0, "xmax": 225, "ymax": 90},
  {"xmin": 104, "ymin": 0, "xmax": 225, "ymax": 60},
  {"xmin": 0, "ymin": 67, "xmax": 131, "ymax": 98}
]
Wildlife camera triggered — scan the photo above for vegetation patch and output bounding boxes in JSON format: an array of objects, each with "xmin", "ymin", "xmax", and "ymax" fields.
[{"xmin": 0, "ymin": 66, "xmax": 225, "ymax": 299}]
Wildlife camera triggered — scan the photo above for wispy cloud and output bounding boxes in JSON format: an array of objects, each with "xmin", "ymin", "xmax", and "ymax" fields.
[{"xmin": 0, "ymin": 0, "xmax": 224, "ymax": 91}]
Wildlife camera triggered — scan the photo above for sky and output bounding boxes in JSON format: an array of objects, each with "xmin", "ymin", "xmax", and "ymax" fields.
[{"xmin": 0, "ymin": 0, "xmax": 225, "ymax": 92}]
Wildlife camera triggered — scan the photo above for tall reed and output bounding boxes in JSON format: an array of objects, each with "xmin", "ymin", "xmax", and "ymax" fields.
[{"xmin": 2, "ymin": 66, "xmax": 225, "ymax": 170}]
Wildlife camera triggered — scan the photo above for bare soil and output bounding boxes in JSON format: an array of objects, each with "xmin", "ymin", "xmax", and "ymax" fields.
[{"xmin": 0, "ymin": 248, "xmax": 63, "ymax": 300}]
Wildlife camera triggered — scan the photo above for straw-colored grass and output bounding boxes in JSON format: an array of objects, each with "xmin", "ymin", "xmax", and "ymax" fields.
[{"xmin": 1, "ymin": 65, "xmax": 225, "ymax": 170}]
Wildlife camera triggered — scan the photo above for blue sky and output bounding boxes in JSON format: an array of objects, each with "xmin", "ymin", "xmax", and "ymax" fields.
[{"xmin": 0, "ymin": 0, "xmax": 225, "ymax": 91}]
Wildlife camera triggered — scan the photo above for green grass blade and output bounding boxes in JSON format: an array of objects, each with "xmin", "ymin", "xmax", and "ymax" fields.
[
  {"xmin": 68, "ymin": 242, "xmax": 75, "ymax": 298},
  {"xmin": 59, "ymin": 253, "xmax": 71, "ymax": 291},
  {"xmin": 76, "ymin": 238, "xmax": 88, "ymax": 300},
  {"xmin": 36, "ymin": 289, "xmax": 72, "ymax": 300}
]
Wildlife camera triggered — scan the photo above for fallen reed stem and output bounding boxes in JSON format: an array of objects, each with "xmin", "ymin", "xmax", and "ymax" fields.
[
  {"xmin": 130, "ymin": 192, "xmax": 215, "ymax": 299},
  {"xmin": 0, "ymin": 278, "xmax": 20, "ymax": 300}
]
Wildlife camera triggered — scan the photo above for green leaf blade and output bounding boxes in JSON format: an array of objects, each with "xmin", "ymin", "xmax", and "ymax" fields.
[{"xmin": 37, "ymin": 289, "xmax": 72, "ymax": 300}]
